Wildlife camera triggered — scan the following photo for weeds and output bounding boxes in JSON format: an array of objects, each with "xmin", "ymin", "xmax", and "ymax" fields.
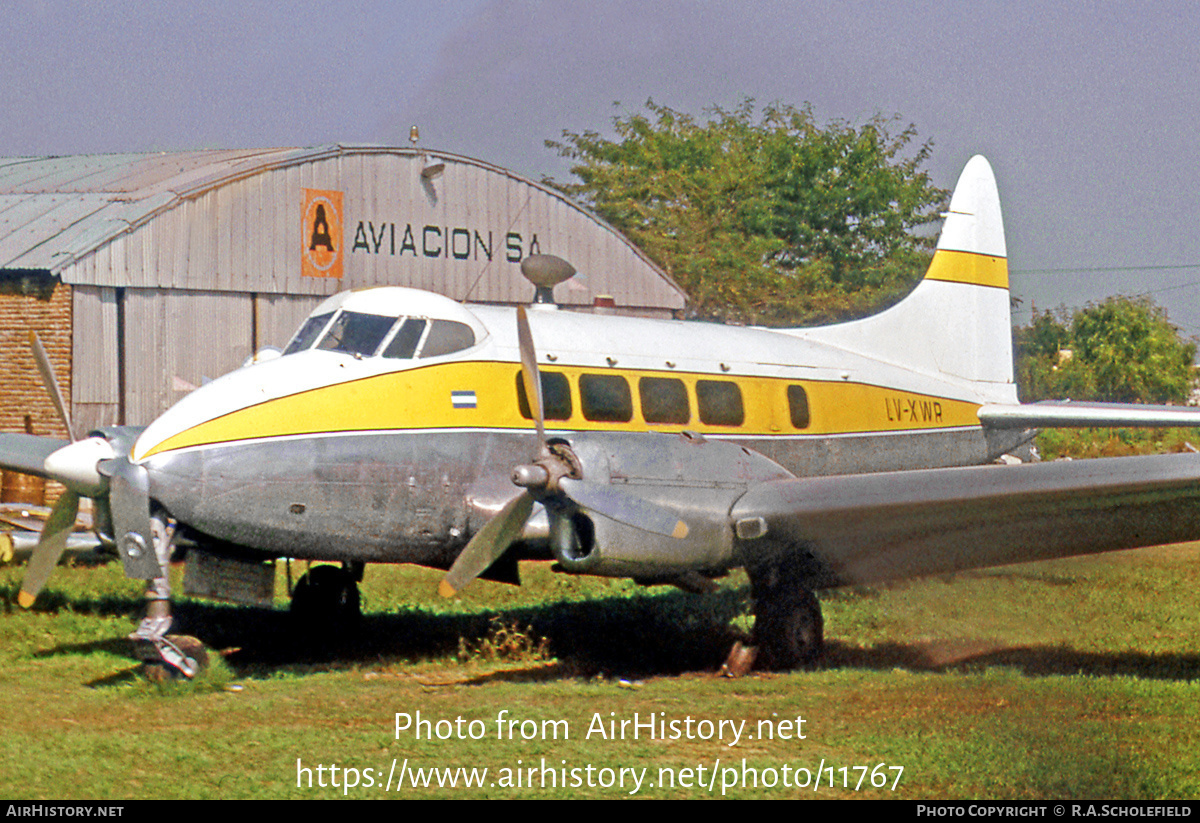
[
  {"xmin": 457, "ymin": 616, "xmax": 551, "ymax": 664},
  {"xmin": 1036, "ymin": 427, "xmax": 1200, "ymax": 460}
]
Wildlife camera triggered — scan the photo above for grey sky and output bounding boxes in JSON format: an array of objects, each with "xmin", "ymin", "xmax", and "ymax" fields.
[{"xmin": 4, "ymin": 0, "xmax": 1198, "ymax": 335}]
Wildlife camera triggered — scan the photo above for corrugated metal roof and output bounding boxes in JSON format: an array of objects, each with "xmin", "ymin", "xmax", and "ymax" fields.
[
  {"xmin": 0, "ymin": 149, "xmax": 293, "ymax": 195},
  {"xmin": 0, "ymin": 148, "xmax": 303, "ymax": 270},
  {"xmin": 0, "ymin": 144, "xmax": 686, "ymax": 309}
]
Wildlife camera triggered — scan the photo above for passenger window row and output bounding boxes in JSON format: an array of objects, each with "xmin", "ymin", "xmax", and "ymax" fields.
[{"xmin": 516, "ymin": 371, "xmax": 810, "ymax": 429}]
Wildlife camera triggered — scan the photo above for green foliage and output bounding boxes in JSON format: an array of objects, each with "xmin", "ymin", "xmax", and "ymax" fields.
[
  {"xmin": 546, "ymin": 99, "xmax": 948, "ymax": 325},
  {"xmin": 5, "ymin": 554, "xmax": 1200, "ymax": 799},
  {"xmin": 1016, "ymin": 296, "xmax": 1197, "ymax": 404},
  {"xmin": 1034, "ymin": 427, "xmax": 1200, "ymax": 461}
]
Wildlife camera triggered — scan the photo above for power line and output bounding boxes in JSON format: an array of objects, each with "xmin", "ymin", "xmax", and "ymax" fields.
[
  {"xmin": 1133, "ymin": 281, "xmax": 1200, "ymax": 298},
  {"xmin": 1011, "ymin": 263, "xmax": 1200, "ymax": 275},
  {"xmin": 1008, "ymin": 268, "xmax": 1200, "ymax": 332},
  {"xmin": 1009, "ymin": 299, "xmax": 1200, "ymax": 335}
]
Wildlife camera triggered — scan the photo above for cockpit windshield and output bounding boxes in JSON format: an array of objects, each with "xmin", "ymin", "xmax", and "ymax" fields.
[
  {"xmin": 282, "ymin": 309, "xmax": 477, "ymax": 360},
  {"xmin": 282, "ymin": 312, "xmax": 334, "ymax": 355},
  {"xmin": 315, "ymin": 311, "xmax": 396, "ymax": 357}
]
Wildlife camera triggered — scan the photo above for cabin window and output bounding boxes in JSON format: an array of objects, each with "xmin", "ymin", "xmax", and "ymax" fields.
[
  {"xmin": 639, "ymin": 376, "xmax": 689, "ymax": 424},
  {"xmin": 696, "ymin": 379, "xmax": 744, "ymax": 426},
  {"xmin": 418, "ymin": 320, "xmax": 476, "ymax": 358},
  {"xmin": 580, "ymin": 374, "xmax": 633, "ymax": 422},
  {"xmin": 283, "ymin": 312, "xmax": 334, "ymax": 355},
  {"xmin": 382, "ymin": 318, "xmax": 427, "ymax": 359},
  {"xmin": 788, "ymin": 385, "xmax": 810, "ymax": 429},
  {"xmin": 316, "ymin": 311, "xmax": 396, "ymax": 357},
  {"xmin": 516, "ymin": 371, "xmax": 572, "ymax": 420}
]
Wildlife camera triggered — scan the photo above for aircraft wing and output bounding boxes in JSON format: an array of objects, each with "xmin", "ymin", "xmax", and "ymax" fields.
[
  {"xmin": 731, "ymin": 453, "xmax": 1200, "ymax": 587},
  {"xmin": 0, "ymin": 434, "xmax": 69, "ymax": 478},
  {"xmin": 979, "ymin": 401, "xmax": 1200, "ymax": 429}
]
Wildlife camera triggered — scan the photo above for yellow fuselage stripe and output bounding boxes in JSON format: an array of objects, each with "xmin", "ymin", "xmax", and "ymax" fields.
[
  {"xmin": 140, "ymin": 361, "xmax": 983, "ymax": 459},
  {"xmin": 924, "ymin": 249, "xmax": 1008, "ymax": 289}
]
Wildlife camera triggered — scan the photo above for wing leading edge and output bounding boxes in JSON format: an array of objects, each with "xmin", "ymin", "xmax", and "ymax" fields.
[
  {"xmin": 980, "ymin": 401, "xmax": 1200, "ymax": 429},
  {"xmin": 731, "ymin": 452, "xmax": 1200, "ymax": 588},
  {"xmin": 0, "ymin": 434, "xmax": 70, "ymax": 478}
]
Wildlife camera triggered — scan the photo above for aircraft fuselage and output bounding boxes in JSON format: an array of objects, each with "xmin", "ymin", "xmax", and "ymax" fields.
[{"xmin": 130, "ymin": 287, "xmax": 1024, "ymax": 573}]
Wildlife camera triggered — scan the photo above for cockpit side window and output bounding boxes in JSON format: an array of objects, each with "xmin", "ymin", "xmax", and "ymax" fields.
[
  {"xmin": 283, "ymin": 312, "xmax": 335, "ymax": 355},
  {"xmin": 382, "ymin": 318, "xmax": 427, "ymax": 359},
  {"xmin": 316, "ymin": 311, "xmax": 396, "ymax": 357},
  {"xmin": 418, "ymin": 320, "xmax": 476, "ymax": 359}
]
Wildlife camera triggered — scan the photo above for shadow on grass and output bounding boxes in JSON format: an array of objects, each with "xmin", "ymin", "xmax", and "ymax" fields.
[
  {"xmin": 0, "ymin": 578, "xmax": 145, "ymax": 618},
  {"xmin": 827, "ymin": 638, "xmax": 1200, "ymax": 680},
  {"xmin": 202, "ymin": 586, "xmax": 753, "ymax": 679},
  {"xmin": 12, "ymin": 580, "xmax": 1200, "ymax": 683}
]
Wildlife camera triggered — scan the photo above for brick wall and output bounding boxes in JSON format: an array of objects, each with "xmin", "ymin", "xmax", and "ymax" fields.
[
  {"xmin": 0, "ymin": 276, "xmax": 72, "ymax": 440},
  {"xmin": 1, "ymin": 276, "xmax": 73, "ymax": 505}
]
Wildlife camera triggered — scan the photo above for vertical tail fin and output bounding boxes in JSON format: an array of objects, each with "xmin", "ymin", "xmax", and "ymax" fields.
[
  {"xmin": 785, "ymin": 155, "xmax": 1017, "ymax": 404},
  {"xmin": 926, "ymin": 155, "xmax": 1008, "ymax": 291}
]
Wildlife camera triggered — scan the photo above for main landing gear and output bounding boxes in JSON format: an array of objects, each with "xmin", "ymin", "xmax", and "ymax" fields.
[
  {"xmin": 289, "ymin": 562, "xmax": 363, "ymax": 634},
  {"xmin": 747, "ymin": 564, "xmax": 825, "ymax": 671}
]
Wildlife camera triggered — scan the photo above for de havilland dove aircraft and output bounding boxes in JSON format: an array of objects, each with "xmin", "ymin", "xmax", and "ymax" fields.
[{"xmin": 6, "ymin": 155, "xmax": 1200, "ymax": 677}]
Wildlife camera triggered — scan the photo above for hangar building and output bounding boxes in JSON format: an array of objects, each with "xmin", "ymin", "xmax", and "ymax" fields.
[{"xmin": 0, "ymin": 145, "xmax": 686, "ymax": 446}]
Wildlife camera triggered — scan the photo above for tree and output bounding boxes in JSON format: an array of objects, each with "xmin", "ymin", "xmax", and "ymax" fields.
[
  {"xmin": 1015, "ymin": 296, "xmax": 1197, "ymax": 404},
  {"xmin": 546, "ymin": 100, "xmax": 948, "ymax": 325}
]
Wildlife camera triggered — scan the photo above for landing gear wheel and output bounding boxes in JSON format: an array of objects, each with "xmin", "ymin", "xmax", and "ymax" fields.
[
  {"xmin": 290, "ymin": 564, "xmax": 362, "ymax": 634},
  {"xmin": 136, "ymin": 635, "xmax": 209, "ymax": 681},
  {"xmin": 751, "ymin": 570, "xmax": 824, "ymax": 670}
]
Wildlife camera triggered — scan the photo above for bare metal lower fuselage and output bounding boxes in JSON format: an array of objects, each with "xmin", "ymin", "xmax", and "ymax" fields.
[{"xmin": 145, "ymin": 424, "xmax": 1022, "ymax": 572}]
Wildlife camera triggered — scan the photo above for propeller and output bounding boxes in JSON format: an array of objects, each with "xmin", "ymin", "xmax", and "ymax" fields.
[
  {"xmin": 17, "ymin": 490, "xmax": 78, "ymax": 608},
  {"xmin": 29, "ymin": 331, "xmax": 76, "ymax": 443},
  {"xmin": 437, "ymin": 492, "xmax": 534, "ymax": 598},
  {"xmin": 18, "ymin": 334, "xmax": 161, "ymax": 608},
  {"xmin": 440, "ymin": 306, "xmax": 688, "ymax": 596}
]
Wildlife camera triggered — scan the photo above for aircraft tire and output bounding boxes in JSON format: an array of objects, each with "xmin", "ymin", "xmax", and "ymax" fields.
[
  {"xmin": 754, "ymin": 585, "xmax": 824, "ymax": 670},
  {"xmin": 290, "ymin": 564, "xmax": 362, "ymax": 633},
  {"xmin": 141, "ymin": 635, "xmax": 209, "ymax": 681}
]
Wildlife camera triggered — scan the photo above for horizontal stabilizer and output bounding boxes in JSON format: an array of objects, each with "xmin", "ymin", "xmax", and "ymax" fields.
[
  {"xmin": 732, "ymin": 453, "xmax": 1200, "ymax": 586},
  {"xmin": 0, "ymin": 434, "xmax": 70, "ymax": 478},
  {"xmin": 979, "ymin": 401, "xmax": 1200, "ymax": 429}
]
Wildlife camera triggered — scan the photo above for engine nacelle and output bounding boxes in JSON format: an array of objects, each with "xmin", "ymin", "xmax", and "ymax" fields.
[{"xmin": 547, "ymin": 431, "xmax": 793, "ymax": 578}]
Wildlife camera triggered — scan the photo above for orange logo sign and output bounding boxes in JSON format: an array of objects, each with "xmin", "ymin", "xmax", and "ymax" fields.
[{"xmin": 302, "ymin": 189, "xmax": 344, "ymax": 278}]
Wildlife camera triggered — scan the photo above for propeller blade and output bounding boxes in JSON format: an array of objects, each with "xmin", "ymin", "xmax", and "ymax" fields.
[
  {"xmin": 559, "ymin": 478, "xmax": 689, "ymax": 538},
  {"xmin": 440, "ymin": 492, "xmax": 535, "ymax": 597},
  {"xmin": 29, "ymin": 331, "xmax": 75, "ymax": 443},
  {"xmin": 515, "ymin": 306, "xmax": 546, "ymax": 453},
  {"xmin": 102, "ymin": 457, "xmax": 163, "ymax": 580},
  {"xmin": 18, "ymin": 490, "xmax": 80, "ymax": 608}
]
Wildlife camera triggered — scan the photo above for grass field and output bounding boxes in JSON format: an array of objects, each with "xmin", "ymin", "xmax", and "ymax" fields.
[{"xmin": 1, "ymin": 543, "xmax": 1198, "ymax": 800}]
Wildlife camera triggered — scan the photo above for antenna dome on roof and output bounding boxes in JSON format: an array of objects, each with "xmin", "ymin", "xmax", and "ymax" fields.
[
  {"xmin": 520, "ymin": 254, "xmax": 575, "ymax": 306},
  {"xmin": 520, "ymin": 254, "xmax": 575, "ymax": 287}
]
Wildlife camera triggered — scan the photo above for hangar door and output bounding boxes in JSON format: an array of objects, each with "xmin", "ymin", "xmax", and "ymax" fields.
[{"xmin": 74, "ymin": 286, "xmax": 326, "ymax": 430}]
